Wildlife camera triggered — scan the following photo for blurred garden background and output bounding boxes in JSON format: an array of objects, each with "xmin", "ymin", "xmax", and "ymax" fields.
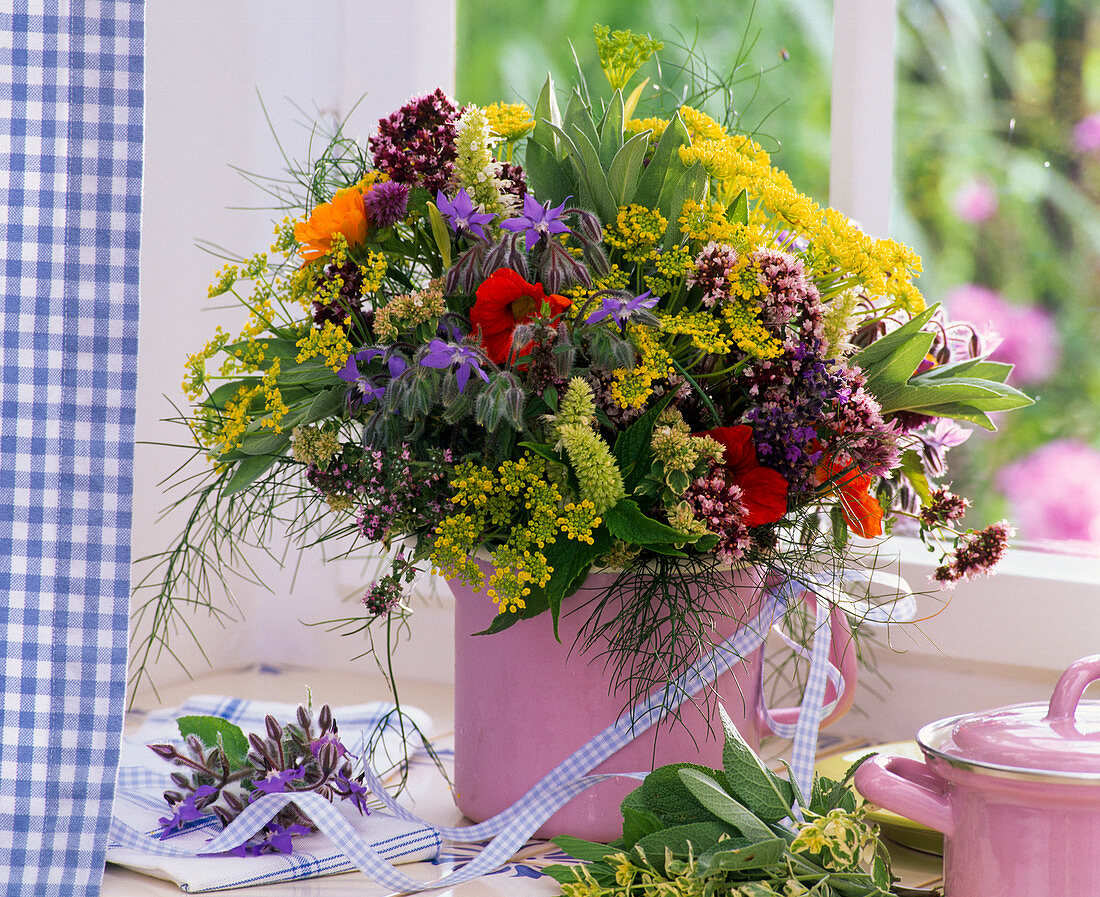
[{"xmin": 456, "ymin": 0, "xmax": 1100, "ymax": 548}]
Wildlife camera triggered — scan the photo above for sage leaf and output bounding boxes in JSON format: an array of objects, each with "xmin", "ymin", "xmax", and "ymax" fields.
[
  {"xmin": 719, "ymin": 705, "xmax": 794, "ymax": 822},
  {"xmin": 551, "ymin": 835, "xmax": 618, "ymax": 863},
  {"xmin": 677, "ymin": 768, "xmax": 774, "ymax": 840},
  {"xmin": 696, "ymin": 837, "xmax": 787, "ymax": 874},
  {"xmin": 635, "ymin": 821, "xmax": 734, "ymax": 870}
]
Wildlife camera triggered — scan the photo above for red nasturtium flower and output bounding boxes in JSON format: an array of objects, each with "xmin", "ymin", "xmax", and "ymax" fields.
[
  {"xmin": 816, "ymin": 456, "xmax": 884, "ymax": 538},
  {"xmin": 695, "ymin": 425, "xmax": 789, "ymax": 527},
  {"xmin": 470, "ymin": 267, "xmax": 570, "ymax": 364},
  {"xmin": 294, "ymin": 188, "xmax": 369, "ymax": 262}
]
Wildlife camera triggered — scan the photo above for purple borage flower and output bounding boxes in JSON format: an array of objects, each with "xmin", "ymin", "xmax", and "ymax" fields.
[
  {"xmin": 419, "ymin": 339, "xmax": 490, "ymax": 393},
  {"xmin": 225, "ymin": 822, "xmax": 312, "ymax": 858},
  {"xmin": 500, "ymin": 192, "xmax": 571, "ymax": 250},
  {"xmin": 158, "ymin": 785, "xmax": 218, "ymax": 838},
  {"xmin": 436, "ymin": 187, "xmax": 495, "ymax": 241},
  {"xmin": 585, "ymin": 290, "xmax": 659, "ymax": 327},
  {"xmin": 251, "ymin": 766, "xmax": 308, "ymax": 797},
  {"xmin": 338, "ymin": 347, "xmax": 408, "ymax": 405}
]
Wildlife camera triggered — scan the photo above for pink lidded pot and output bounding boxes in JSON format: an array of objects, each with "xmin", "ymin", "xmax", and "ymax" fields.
[{"xmin": 855, "ymin": 654, "xmax": 1100, "ymax": 897}]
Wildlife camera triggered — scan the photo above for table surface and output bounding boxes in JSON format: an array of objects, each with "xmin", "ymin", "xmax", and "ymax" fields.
[{"xmin": 106, "ymin": 665, "xmax": 944, "ymax": 896}]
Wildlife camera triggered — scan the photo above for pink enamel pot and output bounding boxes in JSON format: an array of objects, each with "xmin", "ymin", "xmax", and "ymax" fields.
[
  {"xmin": 451, "ymin": 562, "xmax": 858, "ymax": 842},
  {"xmin": 855, "ymin": 654, "xmax": 1100, "ymax": 897}
]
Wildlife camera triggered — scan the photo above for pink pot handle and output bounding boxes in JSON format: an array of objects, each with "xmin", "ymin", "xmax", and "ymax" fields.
[
  {"xmin": 854, "ymin": 753, "xmax": 954, "ymax": 836},
  {"xmin": 1045, "ymin": 653, "xmax": 1100, "ymax": 722},
  {"xmin": 756, "ymin": 604, "xmax": 858, "ymax": 736}
]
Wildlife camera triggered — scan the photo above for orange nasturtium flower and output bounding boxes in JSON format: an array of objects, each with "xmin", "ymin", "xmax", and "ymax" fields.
[
  {"xmin": 470, "ymin": 267, "xmax": 571, "ymax": 365},
  {"xmin": 294, "ymin": 188, "xmax": 369, "ymax": 262},
  {"xmin": 817, "ymin": 456, "xmax": 884, "ymax": 539}
]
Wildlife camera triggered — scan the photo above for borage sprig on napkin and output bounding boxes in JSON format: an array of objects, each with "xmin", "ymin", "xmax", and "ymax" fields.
[{"xmin": 149, "ymin": 702, "xmax": 372, "ymax": 856}]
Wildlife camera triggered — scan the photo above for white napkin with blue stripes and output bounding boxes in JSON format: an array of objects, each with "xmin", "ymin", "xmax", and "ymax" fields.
[{"xmin": 107, "ymin": 696, "xmax": 442, "ymax": 892}]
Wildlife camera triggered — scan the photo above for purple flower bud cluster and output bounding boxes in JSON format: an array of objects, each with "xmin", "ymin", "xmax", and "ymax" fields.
[
  {"xmin": 934, "ymin": 520, "xmax": 1013, "ymax": 586},
  {"xmin": 682, "ymin": 468, "xmax": 752, "ymax": 564},
  {"xmin": 355, "ymin": 445, "xmax": 453, "ymax": 544},
  {"xmin": 363, "ymin": 180, "xmax": 410, "ymax": 229},
  {"xmin": 369, "ymin": 89, "xmax": 460, "ymax": 195},
  {"xmin": 742, "ymin": 341, "xmax": 901, "ymax": 491},
  {"xmin": 919, "ymin": 486, "xmax": 971, "ymax": 527},
  {"xmin": 754, "ymin": 248, "xmax": 816, "ymax": 329},
  {"xmin": 687, "ymin": 241, "xmax": 738, "ymax": 308}
]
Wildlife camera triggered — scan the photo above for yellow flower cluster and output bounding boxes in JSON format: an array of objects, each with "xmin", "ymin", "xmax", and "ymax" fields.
[
  {"xmin": 721, "ymin": 303, "xmax": 782, "ymax": 359},
  {"xmin": 484, "ymin": 102, "xmax": 535, "ymax": 141},
  {"xmin": 624, "ymin": 116, "xmax": 669, "ymax": 140},
  {"xmin": 182, "ymin": 325, "xmax": 231, "ymax": 401},
  {"xmin": 296, "ymin": 320, "xmax": 353, "ymax": 374},
  {"xmin": 603, "ymin": 204, "xmax": 668, "ymax": 264},
  {"xmin": 254, "ymin": 359, "xmax": 287, "ymax": 432},
  {"xmin": 678, "ymin": 198, "xmax": 740, "ymax": 245},
  {"xmin": 727, "ymin": 252, "xmax": 767, "ymax": 305},
  {"xmin": 373, "ymin": 279, "xmax": 446, "ymax": 341},
  {"xmin": 676, "ymin": 128, "xmax": 926, "ymax": 310},
  {"xmin": 217, "ymin": 384, "xmax": 261, "ymax": 454},
  {"xmin": 430, "ymin": 455, "xmax": 601, "ymax": 614},
  {"xmin": 643, "ymin": 244, "xmax": 692, "ymax": 298},
  {"xmin": 557, "ymin": 500, "xmax": 601, "ymax": 544},
  {"xmin": 678, "ymin": 105, "xmax": 727, "ymax": 142},
  {"xmin": 610, "ymin": 324, "xmax": 674, "ymax": 409},
  {"xmin": 359, "ymin": 250, "xmax": 388, "ymax": 293},
  {"xmin": 208, "ymin": 263, "xmax": 239, "ymax": 298},
  {"xmin": 658, "ymin": 311, "xmax": 733, "ymax": 355}
]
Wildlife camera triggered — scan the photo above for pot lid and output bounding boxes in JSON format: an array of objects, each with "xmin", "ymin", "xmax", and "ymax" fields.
[{"xmin": 917, "ymin": 654, "xmax": 1100, "ymax": 780}]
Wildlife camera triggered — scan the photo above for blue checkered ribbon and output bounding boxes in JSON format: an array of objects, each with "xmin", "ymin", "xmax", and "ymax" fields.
[
  {"xmin": 0, "ymin": 3, "xmax": 143, "ymax": 896},
  {"xmin": 107, "ymin": 577, "xmax": 859, "ymax": 893}
]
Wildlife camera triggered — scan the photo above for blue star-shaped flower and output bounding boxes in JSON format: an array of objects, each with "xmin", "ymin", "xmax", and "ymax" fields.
[
  {"xmin": 419, "ymin": 339, "xmax": 491, "ymax": 393},
  {"xmin": 500, "ymin": 193, "xmax": 571, "ymax": 250},
  {"xmin": 436, "ymin": 188, "xmax": 495, "ymax": 241}
]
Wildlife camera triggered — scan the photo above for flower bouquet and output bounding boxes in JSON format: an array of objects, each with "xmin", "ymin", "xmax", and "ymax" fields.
[{"xmin": 139, "ymin": 25, "xmax": 1030, "ymax": 824}]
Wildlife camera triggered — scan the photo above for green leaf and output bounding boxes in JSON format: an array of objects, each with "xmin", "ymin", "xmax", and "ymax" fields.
[
  {"xmin": 876, "ymin": 377, "xmax": 1033, "ymax": 418},
  {"xmin": 850, "ymin": 304, "xmax": 938, "ymax": 371},
  {"xmin": 177, "ymin": 715, "xmax": 250, "ymax": 771},
  {"xmin": 862, "ymin": 329, "xmax": 935, "ymax": 392},
  {"xmin": 524, "ymin": 139, "xmax": 575, "ymax": 206},
  {"xmin": 561, "ymin": 89, "xmax": 598, "ymax": 151},
  {"xmin": 661, "ymin": 162, "xmax": 707, "ymax": 249},
  {"xmin": 899, "ymin": 449, "xmax": 933, "ymax": 505},
  {"xmin": 607, "ymin": 131, "xmax": 650, "ymax": 206},
  {"xmin": 426, "ymin": 201, "xmax": 452, "ymax": 269},
  {"xmin": 221, "ymin": 338, "xmax": 299, "ymax": 369},
  {"xmin": 598, "ymin": 89, "xmax": 625, "ymax": 169},
  {"xmin": 300, "ymin": 386, "xmax": 345, "ymax": 426},
  {"xmin": 517, "ymin": 440, "xmax": 564, "ymax": 466},
  {"xmin": 612, "ymin": 392, "xmax": 673, "ymax": 490},
  {"xmin": 677, "ymin": 768, "xmax": 774, "ymax": 840},
  {"xmin": 531, "ymin": 74, "xmax": 562, "ymax": 153},
  {"xmin": 727, "ymin": 188, "xmax": 749, "ymax": 226},
  {"xmin": 604, "ymin": 498, "xmax": 698, "ymax": 546},
  {"xmin": 238, "ymin": 430, "xmax": 290, "ymax": 457},
  {"xmin": 275, "ymin": 361, "xmax": 337, "ymax": 386},
  {"xmin": 636, "ymin": 111, "xmax": 690, "ymax": 211},
  {"xmin": 551, "ymin": 835, "xmax": 618, "ymax": 863},
  {"xmin": 719, "ymin": 706, "xmax": 794, "ymax": 823},
  {"xmin": 623, "ymin": 77, "xmax": 649, "ymax": 120},
  {"xmin": 542, "ymin": 532, "xmax": 602, "ymax": 637},
  {"xmin": 619, "ymin": 805, "xmax": 664, "ymax": 849},
  {"xmin": 221, "ymin": 454, "xmax": 279, "ymax": 496},
  {"xmin": 474, "ymin": 586, "xmax": 550, "ymax": 635},
  {"xmin": 635, "ymin": 822, "xmax": 734, "ymax": 869},
  {"xmin": 696, "ymin": 838, "xmax": 787, "ymax": 874},
  {"xmin": 633, "ymin": 763, "xmax": 733, "ymax": 826},
  {"xmin": 567, "ymin": 123, "xmax": 618, "ymax": 222},
  {"xmin": 918, "ymin": 356, "xmax": 1013, "ymax": 383}
]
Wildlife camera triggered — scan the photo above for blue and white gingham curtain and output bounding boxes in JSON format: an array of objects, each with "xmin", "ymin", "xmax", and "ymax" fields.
[{"xmin": 0, "ymin": 3, "xmax": 143, "ymax": 895}]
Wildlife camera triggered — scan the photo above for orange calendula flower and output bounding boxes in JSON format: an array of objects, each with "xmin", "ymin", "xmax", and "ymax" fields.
[
  {"xmin": 294, "ymin": 188, "xmax": 368, "ymax": 262},
  {"xmin": 817, "ymin": 457, "xmax": 883, "ymax": 538}
]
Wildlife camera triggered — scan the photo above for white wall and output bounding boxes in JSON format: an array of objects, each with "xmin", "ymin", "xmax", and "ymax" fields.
[{"xmin": 132, "ymin": 1, "xmax": 458, "ymax": 702}]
